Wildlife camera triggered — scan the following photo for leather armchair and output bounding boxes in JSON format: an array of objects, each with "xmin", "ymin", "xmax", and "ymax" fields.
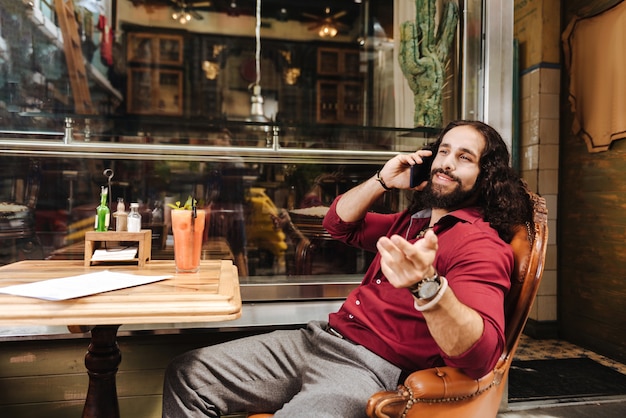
[
  {"xmin": 366, "ymin": 192, "xmax": 548, "ymax": 418},
  {"xmin": 249, "ymin": 192, "xmax": 548, "ymax": 418}
]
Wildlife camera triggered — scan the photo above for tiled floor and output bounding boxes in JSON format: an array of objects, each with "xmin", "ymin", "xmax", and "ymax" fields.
[
  {"xmin": 498, "ymin": 335, "xmax": 626, "ymax": 417},
  {"xmin": 514, "ymin": 334, "xmax": 626, "ymax": 374}
]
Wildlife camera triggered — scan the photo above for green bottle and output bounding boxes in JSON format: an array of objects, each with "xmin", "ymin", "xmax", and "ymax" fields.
[{"xmin": 95, "ymin": 186, "xmax": 110, "ymax": 231}]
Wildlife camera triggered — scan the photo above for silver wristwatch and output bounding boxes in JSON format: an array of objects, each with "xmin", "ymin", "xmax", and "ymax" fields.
[{"xmin": 409, "ymin": 271, "xmax": 441, "ymax": 300}]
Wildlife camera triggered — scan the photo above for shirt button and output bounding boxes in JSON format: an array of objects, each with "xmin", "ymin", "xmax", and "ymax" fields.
[
  {"xmin": 355, "ymin": 300, "xmax": 361, "ymax": 306},
  {"xmin": 376, "ymin": 279, "xmax": 381, "ymax": 284},
  {"xmin": 348, "ymin": 314, "xmax": 354, "ymax": 319}
]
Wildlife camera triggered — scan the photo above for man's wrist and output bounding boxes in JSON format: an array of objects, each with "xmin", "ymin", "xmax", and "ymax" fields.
[{"xmin": 375, "ymin": 170, "xmax": 393, "ymax": 191}]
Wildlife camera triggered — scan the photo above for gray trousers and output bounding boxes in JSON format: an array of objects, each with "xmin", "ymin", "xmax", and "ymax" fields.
[{"xmin": 162, "ymin": 321, "xmax": 402, "ymax": 418}]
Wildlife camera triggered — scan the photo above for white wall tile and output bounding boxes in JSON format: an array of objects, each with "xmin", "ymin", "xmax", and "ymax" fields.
[
  {"xmin": 539, "ymin": 118, "xmax": 559, "ymax": 145},
  {"xmin": 545, "ymin": 244, "xmax": 557, "ymax": 270},
  {"xmin": 538, "ymin": 169, "xmax": 559, "ymax": 194},
  {"xmin": 538, "ymin": 269, "xmax": 557, "ymax": 296},
  {"xmin": 539, "ymin": 144, "xmax": 559, "ymax": 170},
  {"xmin": 539, "ymin": 93, "xmax": 560, "ymax": 119},
  {"xmin": 536, "ymin": 295, "xmax": 558, "ymax": 321},
  {"xmin": 540, "ymin": 68, "xmax": 560, "ymax": 94},
  {"xmin": 522, "ymin": 144, "xmax": 539, "ymax": 170}
]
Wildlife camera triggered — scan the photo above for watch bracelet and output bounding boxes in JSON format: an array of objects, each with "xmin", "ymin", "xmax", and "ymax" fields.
[{"xmin": 413, "ymin": 276, "xmax": 448, "ymax": 312}]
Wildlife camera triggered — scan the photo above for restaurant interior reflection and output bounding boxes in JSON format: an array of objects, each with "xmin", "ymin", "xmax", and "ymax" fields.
[{"xmin": 0, "ymin": 0, "xmax": 490, "ymax": 298}]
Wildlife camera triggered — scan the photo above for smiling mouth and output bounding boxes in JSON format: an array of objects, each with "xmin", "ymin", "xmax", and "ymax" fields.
[{"xmin": 432, "ymin": 170, "xmax": 457, "ymax": 184}]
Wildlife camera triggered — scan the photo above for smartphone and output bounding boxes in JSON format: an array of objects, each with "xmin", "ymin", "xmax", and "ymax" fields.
[{"xmin": 410, "ymin": 155, "xmax": 434, "ymax": 188}]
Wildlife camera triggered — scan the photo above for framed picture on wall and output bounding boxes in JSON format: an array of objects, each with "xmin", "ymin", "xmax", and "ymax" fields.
[
  {"xmin": 127, "ymin": 33, "xmax": 183, "ymax": 66},
  {"xmin": 158, "ymin": 35, "xmax": 183, "ymax": 65},
  {"xmin": 127, "ymin": 68, "xmax": 183, "ymax": 115},
  {"xmin": 127, "ymin": 33, "xmax": 154, "ymax": 64}
]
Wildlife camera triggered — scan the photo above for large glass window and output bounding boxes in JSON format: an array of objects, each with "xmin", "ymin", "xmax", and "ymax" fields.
[{"xmin": 0, "ymin": 1, "xmax": 494, "ymax": 290}]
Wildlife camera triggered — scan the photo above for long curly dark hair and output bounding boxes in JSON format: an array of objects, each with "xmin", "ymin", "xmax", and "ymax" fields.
[{"xmin": 409, "ymin": 120, "xmax": 534, "ymax": 243}]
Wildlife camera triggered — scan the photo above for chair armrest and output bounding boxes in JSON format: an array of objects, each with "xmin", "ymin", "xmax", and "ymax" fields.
[
  {"xmin": 366, "ymin": 389, "xmax": 409, "ymax": 418},
  {"xmin": 366, "ymin": 366, "xmax": 498, "ymax": 418},
  {"xmin": 404, "ymin": 366, "xmax": 495, "ymax": 400}
]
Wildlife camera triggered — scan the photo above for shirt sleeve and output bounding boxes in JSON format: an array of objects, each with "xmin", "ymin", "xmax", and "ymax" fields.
[
  {"xmin": 322, "ymin": 195, "xmax": 399, "ymax": 253},
  {"xmin": 436, "ymin": 227, "xmax": 512, "ymax": 378}
]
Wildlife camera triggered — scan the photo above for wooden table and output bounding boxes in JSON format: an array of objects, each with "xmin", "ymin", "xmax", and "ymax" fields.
[{"xmin": 0, "ymin": 259, "xmax": 241, "ymax": 418}]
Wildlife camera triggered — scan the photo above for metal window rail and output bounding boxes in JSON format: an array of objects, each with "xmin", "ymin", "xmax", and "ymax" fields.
[{"xmin": 0, "ymin": 121, "xmax": 437, "ymax": 164}]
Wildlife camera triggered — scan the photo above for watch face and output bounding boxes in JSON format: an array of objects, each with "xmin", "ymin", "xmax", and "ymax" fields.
[{"xmin": 419, "ymin": 279, "xmax": 440, "ymax": 300}]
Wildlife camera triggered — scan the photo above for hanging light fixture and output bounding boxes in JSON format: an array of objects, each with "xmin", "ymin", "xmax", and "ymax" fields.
[
  {"xmin": 248, "ymin": 0, "xmax": 268, "ymax": 122},
  {"xmin": 317, "ymin": 8, "xmax": 339, "ymax": 38},
  {"xmin": 318, "ymin": 23, "xmax": 338, "ymax": 38},
  {"xmin": 171, "ymin": 1, "xmax": 194, "ymax": 25}
]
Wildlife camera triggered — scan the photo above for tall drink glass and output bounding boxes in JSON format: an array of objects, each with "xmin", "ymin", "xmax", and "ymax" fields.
[{"xmin": 171, "ymin": 209, "xmax": 206, "ymax": 273}]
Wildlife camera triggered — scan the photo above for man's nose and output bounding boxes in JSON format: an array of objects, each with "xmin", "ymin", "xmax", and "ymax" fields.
[{"xmin": 439, "ymin": 155, "xmax": 455, "ymax": 171}]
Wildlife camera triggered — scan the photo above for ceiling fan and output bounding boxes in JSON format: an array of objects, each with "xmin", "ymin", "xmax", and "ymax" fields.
[
  {"xmin": 169, "ymin": 0, "xmax": 210, "ymax": 23},
  {"xmin": 303, "ymin": 7, "xmax": 349, "ymax": 38}
]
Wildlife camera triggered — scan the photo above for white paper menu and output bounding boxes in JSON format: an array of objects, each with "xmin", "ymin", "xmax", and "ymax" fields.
[{"xmin": 0, "ymin": 271, "xmax": 172, "ymax": 301}]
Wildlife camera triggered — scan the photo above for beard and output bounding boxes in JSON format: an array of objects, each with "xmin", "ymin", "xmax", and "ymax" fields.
[{"xmin": 419, "ymin": 169, "xmax": 480, "ymax": 210}]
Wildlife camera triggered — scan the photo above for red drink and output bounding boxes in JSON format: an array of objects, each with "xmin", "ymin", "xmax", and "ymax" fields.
[{"xmin": 171, "ymin": 209, "xmax": 206, "ymax": 273}]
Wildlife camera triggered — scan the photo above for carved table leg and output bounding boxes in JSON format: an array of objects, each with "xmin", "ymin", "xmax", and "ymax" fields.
[{"xmin": 82, "ymin": 325, "xmax": 122, "ymax": 418}]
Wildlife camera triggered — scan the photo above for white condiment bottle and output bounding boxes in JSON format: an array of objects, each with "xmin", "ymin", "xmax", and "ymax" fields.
[{"xmin": 127, "ymin": 202, "xmax": 142, "ymax": 232}]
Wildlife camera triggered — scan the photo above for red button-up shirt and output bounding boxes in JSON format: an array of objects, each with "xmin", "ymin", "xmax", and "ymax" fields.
[{"xmin": 323, "ymin": 196, "xmax": 512, "ymax": 379}]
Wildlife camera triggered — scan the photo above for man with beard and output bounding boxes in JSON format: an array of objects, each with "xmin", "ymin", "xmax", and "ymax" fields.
[{"xmin": 162, "ymin": 120, "xmax": 533, "ymax": 418}]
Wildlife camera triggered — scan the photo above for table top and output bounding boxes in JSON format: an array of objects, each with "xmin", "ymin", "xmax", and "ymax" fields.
[{"xmin": 0, "ymin": 260, "xmax": 241, "ymax": 326}]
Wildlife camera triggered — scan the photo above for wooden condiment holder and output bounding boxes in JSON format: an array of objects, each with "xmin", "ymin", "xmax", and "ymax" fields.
[{"xmin": 84, "ymin": 230, "xmax": 152, "ymax": 267}]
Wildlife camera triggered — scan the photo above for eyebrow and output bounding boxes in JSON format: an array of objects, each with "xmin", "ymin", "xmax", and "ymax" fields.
[{"xmin": 439, "ymin": 143, "xmax": 480, "ymax": 158}]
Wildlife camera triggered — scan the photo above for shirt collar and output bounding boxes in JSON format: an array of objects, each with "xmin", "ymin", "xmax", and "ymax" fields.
[
  {"xmin": 410, "ymin": 208, "xmax": 432, "ymax": 220},
  {"xmin": 444, "ymin": 206, "xmax": 484, "ymax": 224},
  {"xmin": 411, "ymin": 206, "xmax": 483, "ymax": 226}
]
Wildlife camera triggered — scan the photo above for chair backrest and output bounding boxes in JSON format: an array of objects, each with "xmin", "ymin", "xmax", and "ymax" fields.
[
  {"xmin": 500, "ymin": 192, "xmax": 548, "ymax": 370},
  {"xmin": 482, "ymin": 193, "xmax": 548, "ymax": 392}
]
